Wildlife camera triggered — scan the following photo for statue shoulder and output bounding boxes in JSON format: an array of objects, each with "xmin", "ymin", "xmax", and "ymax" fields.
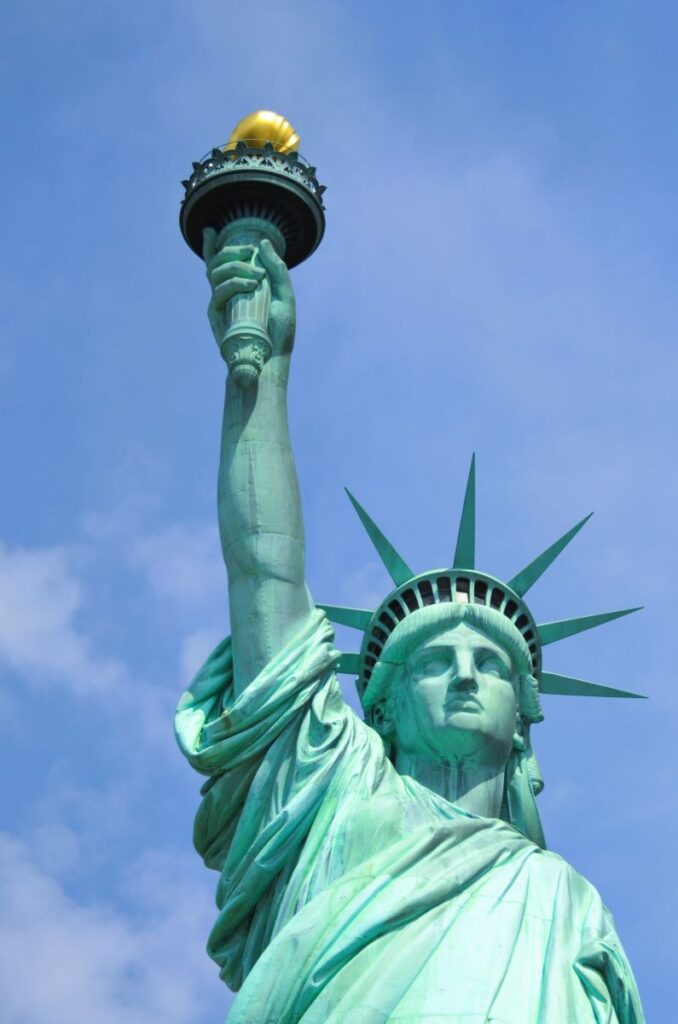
[{"xmin": 524, "ymin": 847, "xmax": 610, "ymax": 923}]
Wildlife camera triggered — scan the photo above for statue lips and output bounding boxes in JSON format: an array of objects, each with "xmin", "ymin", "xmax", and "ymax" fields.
[{"xmin": 444, "ymin": 693, "xmax": 483, "ymax": 714}]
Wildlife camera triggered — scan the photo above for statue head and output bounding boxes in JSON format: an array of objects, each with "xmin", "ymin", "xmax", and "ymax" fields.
[
  {"xmin": 322, "ymin": 456, "xmax": 644, "ymax": 848},
  {"xmin": 362, "ymin": 601, "xmax": 546, "ymax": 845},
  {"xmin": 366, "ymin": 605, "xmax": 542, "ymax": 769}
]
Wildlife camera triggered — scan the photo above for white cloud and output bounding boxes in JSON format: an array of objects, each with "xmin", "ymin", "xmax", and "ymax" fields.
[
  {"xmin": 0, "ymin": 543, "xmax": 121, "ymax": 694},
  {"xmin": 0, "ymin": 834, "xmax": 225, "ymax": 1024},
  {"xmin": 0, "ymin": 527, "xmax": 230, "ymax": 750}
]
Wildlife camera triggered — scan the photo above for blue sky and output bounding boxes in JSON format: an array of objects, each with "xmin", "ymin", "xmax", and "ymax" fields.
[{"xmin": 1, "ymin": 1, "xmax": 676, "ymax": 1020}]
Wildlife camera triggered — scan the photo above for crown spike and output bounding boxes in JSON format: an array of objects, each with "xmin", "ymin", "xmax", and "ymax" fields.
[
  {"xmin": 508, "ymin": 513, "xmax": 593, "ymax": 597},
  {"xmin": 540, "ymin": 672, "xmax": 646, "ymax": 699},
  {"xmin": 318, "ymin": 604, "xmax": 373, "ymax": 630},
  {"xmin": 337, "ymin": 653, "xmax": 361, "ymax": 675},
  {"xmin": 345, "ymin": 489, "xmax": 413, "ymax": 586},
  {"xmin": 452, "ymin": 454, "xmax": 476, "ymax": 569},
  {"xmin": 538, "ymin": 606, "xmax": 642, "ymax": 647}
]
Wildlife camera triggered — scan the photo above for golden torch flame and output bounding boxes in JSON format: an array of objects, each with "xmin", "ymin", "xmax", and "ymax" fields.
[{"xmin": 225, "ymin": 110, "xmax": 300, "ymax": 154}]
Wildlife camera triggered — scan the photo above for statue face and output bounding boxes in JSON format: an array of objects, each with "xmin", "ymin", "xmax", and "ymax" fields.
[{"xmin": 390, "ymin": 621, "xmax": 519, "ymax": 769}]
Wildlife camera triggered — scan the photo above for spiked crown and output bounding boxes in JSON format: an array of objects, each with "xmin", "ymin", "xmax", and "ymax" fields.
[{"xmin": 321, "ymin": 456, "xmax": 644, "ymax": 706}]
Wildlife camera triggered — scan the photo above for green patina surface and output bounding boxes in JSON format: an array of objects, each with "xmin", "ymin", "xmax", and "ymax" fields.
[{"xmin": 175, "ymin": 194, "xmax": 646, "ymax": 1022}]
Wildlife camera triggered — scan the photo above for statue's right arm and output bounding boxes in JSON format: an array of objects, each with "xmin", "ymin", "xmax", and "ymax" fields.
[{"xmin": 204, "ymin": 229, "xmax": 313, "ymax": 696}]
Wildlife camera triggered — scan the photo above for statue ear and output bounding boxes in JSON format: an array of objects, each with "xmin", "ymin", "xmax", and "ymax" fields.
[
  {"xmin": 512, "ymin": 673, "xmax": 543, "ymax": 752},
  {"xmin": 516, "ymin": 672, "xmax": 544, "ymax": 725},
  {"xmin": 369, "ymin": 696, "xmax": 395, "ymax": 738}
]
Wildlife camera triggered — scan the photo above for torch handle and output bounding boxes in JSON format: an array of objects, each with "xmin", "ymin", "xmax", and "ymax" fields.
[{"xmin": 218, "ymin": 219, "xmax": 285, "ymax": 389}]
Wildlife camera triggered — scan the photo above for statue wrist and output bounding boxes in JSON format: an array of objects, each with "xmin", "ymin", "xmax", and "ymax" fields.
[{"xmin": 224, "ymin": 353, "xmax": 290, "ymax": 404}]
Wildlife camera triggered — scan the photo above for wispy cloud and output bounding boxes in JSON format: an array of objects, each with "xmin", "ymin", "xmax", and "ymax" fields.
[
  {"xmin": 0, "ymin": 543, "xmax": 122, "ymax": 694},
  {"xmin": 0, "ymin": 834, "xmax": 225, "ymax": 1024}
]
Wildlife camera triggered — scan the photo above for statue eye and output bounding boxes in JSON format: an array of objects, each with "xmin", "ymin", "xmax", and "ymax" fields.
[
  {"xmin": 478, "ymin": 655, "xmax": 508, "ymax": 678},
  {"xmin": 417, "ymin": 654, "xmax": 450, "ymax": 676}
]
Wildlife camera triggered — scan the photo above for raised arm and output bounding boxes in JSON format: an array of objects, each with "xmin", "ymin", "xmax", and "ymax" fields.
[{"xmin": 203, "ymin": 228, "xmax": 313, "ymax": 695}]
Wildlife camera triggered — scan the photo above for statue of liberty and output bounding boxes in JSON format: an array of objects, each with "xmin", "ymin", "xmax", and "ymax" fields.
[{"xmin": 175, "ymin": 113, "xmax": 646, "ymax": 1024}]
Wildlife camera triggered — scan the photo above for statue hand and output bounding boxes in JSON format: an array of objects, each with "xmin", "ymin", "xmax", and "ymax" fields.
[{"xmin": 203, "ymin": 229, "xmax": 296, "ymax": 362}]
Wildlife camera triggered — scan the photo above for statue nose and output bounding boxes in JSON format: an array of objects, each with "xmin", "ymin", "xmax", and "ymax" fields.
[
  {"xmin": 450, "ymin": 651, "xmax": 478, "ymax": 691},
  {"xmin": 451, "ymin": 672, "xmax": 478, "ymax": 693}
]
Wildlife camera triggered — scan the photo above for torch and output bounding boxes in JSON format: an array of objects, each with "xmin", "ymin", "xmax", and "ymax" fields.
[{"xmin": 179, "ymin": 111, "xmax": 326, "ymax": 387}]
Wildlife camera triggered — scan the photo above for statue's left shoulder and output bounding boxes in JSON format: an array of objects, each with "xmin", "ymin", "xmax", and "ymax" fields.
[{"xmin": 522, "ymin": 846, "xmax": 608, "ymax": 922}]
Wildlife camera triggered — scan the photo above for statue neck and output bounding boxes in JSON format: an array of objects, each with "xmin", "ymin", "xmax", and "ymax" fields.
[{"xmin": 394, "ymin": 751, "xmax": 506, "ymax": 818}]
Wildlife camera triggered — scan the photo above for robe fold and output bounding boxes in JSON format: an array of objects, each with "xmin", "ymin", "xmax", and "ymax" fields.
[{"xmin": 175, "ymin": 610, "xmax": 644, "ymax": 1024}]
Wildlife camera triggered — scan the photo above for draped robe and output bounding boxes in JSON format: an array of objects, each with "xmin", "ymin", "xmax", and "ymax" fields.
[{"xmin": 175, "ymin": 610, "xmax": 644, "ymax": 1024}]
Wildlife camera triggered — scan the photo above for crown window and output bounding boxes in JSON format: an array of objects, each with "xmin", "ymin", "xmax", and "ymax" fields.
[
  {"xmin": 388, "ymin": 601, "xmax": 406, "ymax": 622},
  {"xmin": 379, "ymin": 611, "xmax": 396, "ymax": 630}
]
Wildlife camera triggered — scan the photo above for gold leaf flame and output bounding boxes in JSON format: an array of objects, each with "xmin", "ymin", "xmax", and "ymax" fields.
[{"xmin": 225, "ymin": 110, "xmax": 300, "ymax": 154}]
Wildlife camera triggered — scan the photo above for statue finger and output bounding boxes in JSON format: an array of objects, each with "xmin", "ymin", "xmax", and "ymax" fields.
[
  {"xmin": 209, "ymin": 261, "xmax": 265, "ymax": 288},
  {"xmin": 212, "ymin": 277, "xmax": 259, "ymax": 306},
  {"xmin": 205, "ymin": 244, "xmax": 258, "ymax": 276}
]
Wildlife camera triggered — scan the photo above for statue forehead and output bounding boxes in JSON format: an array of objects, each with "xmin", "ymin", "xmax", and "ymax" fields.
[{"xmin": 411, "ymin": 621, "xmax": 508, "ymax": 655}]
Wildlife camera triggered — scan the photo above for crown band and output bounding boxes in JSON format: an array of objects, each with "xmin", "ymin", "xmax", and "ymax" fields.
[{"xmin": 359, "ymin": 569, "xmax": 541, "ymax": 691}]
